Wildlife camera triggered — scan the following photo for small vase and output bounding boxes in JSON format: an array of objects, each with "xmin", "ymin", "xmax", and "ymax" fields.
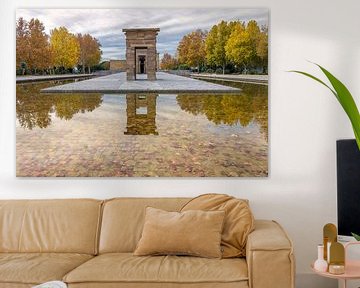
[{"xmin": 314, "ymin": 244, "xmax": 328, "ymax": 272}]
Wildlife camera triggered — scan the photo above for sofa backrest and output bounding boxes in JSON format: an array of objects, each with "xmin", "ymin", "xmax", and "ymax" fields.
[
  {"xmin": 0, "ymin": 199, "xmax": 102, "ymax": 255},
  {"xmin": 99, "ymin": 197, "xmax": 190, "ymax": 253}
]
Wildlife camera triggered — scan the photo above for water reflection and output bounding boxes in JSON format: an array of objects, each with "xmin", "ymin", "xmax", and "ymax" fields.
[
  {"xmin": 177, "ymin": 92, "xmax": 267, "ymax": 140},
  {"xmin": 16, "ymin": 82, "xmax": 102, "ymax": 130},
  {"xmin": 125, "ymin": 93, "xmax": 158, "ymax": 135},
  {"xmin": 16, "ymin": 81, "xmax": 267, "ymax": 141},
  {"xmin": 16, "ymin": 80, "xmax": 268, "ymax": 177}
]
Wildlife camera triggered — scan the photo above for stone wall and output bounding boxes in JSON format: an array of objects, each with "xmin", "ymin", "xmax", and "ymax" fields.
[{"xmin": 109, "ymin": 60, "xmax": 126, "ymax": 71}]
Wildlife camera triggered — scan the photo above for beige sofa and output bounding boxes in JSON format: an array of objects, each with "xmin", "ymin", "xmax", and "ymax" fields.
[{"xmin": 0, "ymin": 198, "xmax": 295, "ymax": 288}]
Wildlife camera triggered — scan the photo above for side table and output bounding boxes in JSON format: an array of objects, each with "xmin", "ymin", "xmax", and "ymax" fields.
[{"xmin": 311, "ymin": 242, "xmax": 360, "ymax": 288}]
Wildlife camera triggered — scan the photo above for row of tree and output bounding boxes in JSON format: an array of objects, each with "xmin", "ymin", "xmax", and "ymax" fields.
[
  {"xmin": 160, "ymin": 20, "xmax": 268, "ymax": 74},
  {"xmin": 16, "ymin": 17, "xmax": 102, "ymax": 75}
]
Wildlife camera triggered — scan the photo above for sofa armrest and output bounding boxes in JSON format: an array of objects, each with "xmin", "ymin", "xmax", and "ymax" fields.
[{"xmin": 246, "ymin": 220, "xmax": 295, "ymax": 288}]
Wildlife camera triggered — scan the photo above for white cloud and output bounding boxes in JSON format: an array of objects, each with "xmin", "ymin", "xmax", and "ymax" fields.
[{"xmin": 16, "ymin": 8, "xmax": 269, "ymax": 60}]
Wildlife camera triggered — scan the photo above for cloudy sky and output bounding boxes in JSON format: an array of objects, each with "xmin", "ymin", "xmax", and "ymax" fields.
[{"xmin": 17, "ymin": 8, "xmax": 268, "ymax": 61}]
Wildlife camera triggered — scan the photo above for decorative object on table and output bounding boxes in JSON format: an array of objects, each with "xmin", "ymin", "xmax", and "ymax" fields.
[
  {"xmin": 312, "ymin": 236, "xmax": 360, "ymax": 288},
  {"xmin": 329, "ymin": 242, "xmax": 345, "ymax": 275},
  {"xmin": 314, "ymin": 244, "xmax": 328, "ymax": 272},
  {"xmin": 32, "ymin": 281, "xmax": 67, "ymax": 288},
  {"xmin": 323, "ymin": 223, "xmax": 337, "ymax": 262},
  {"xmin": 290, "ymin": 62, "xmax": 360, "ymax": 150}
]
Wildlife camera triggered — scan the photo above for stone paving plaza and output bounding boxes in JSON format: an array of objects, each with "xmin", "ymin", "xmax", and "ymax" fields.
[{"xmin": 41, "ymin": 72, "xmax": 240, "ymax": 94}]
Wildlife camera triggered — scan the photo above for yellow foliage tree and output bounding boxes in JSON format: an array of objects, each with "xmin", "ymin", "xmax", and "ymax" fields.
[
  {"xmin": 225, "ymin": 21, "xmax": 257, "ymax": 72},
  {"xmin": 50, "ymin": 27, "xmax": 80, "ymax": 69},
  {"xmin": 205, "ymin": 20, "xmax": 238, "ymax": 74}
]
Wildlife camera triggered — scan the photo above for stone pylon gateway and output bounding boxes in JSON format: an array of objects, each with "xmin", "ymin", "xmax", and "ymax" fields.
[{"xmin": 122, "ymin": 28, "xmax": 160, "ymax": 81}]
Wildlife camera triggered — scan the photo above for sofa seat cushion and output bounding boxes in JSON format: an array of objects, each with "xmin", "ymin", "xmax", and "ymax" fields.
[
  {"xmin": 64, "ymin": 253, "xmax": 248, "ymax": 285},
  {"xmin": 0, "ymin": 253, "xmax": 93, "ymax": 285}
]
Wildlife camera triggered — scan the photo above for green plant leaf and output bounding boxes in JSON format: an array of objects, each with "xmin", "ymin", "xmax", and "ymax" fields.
[
  {"xmin": 290, "ymin": 64, "xmax": 360, "ymax": 150},
  {"xmin": 316, "ymin": 64, "xmax": 360, "ymax": 145},
  {"xmin": 351, "ymin": 232, "xmax": 360, "ymax": 241},
  {"xmin": 288, "ymin": 70, "xmax": 337, "ymax": 99}
]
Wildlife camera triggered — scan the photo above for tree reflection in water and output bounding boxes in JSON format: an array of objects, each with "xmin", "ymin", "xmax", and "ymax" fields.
[
  {"xmin": 16, "ymin": 81, "xmax": 103, "ymax": 130},
  {"xmin": 176, "ymin": 82, "xmax": 268, "ymax": 141}
]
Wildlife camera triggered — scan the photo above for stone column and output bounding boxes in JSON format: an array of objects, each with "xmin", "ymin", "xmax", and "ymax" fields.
[
  {"xmin": 126, "ymin": 46, "xmax": 135, "ymax": 81},
  {"xmin": 146, "ymin": 46, "xmax": 157, "ymax": 81}
]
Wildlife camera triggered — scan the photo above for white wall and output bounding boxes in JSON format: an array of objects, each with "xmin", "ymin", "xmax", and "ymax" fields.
[{"xmin": 1, "ymin": 0, "xmax": 359, "ymax": 287}]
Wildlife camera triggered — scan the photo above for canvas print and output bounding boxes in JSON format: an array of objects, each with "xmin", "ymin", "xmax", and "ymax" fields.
[{"xmin": 16, "ymin": 8, "xmax": 269, "ymax": 177}]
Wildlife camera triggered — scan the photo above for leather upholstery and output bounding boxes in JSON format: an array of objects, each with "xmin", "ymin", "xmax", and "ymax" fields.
[
  {"xmin": 181, "ymin": 194, "xmax": 255, "ymax": 258},
  {"xmin": 246, "ymin": 220, "xmax": 295, "ymax": 288},
  {"xmin": 0, "ymin": 198, "xmax": 295, "ymax": 288},
  {"xmin": 99, "ymin": 198, "xmax": 190, "ymax": 253},
  {"xmin": 0, "ymin": 253, "xmax": 93, "ymax": 285},
  {"xmin": 63, "ymin": 253, "xmax": 248, "ymax": 284},
  {"xmin": 0, "ymin": 199, "xmax": 102, "ymax": 254}
]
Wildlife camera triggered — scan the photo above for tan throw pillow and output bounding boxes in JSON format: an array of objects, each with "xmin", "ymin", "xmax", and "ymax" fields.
[
  {"xmin": 134, "ymin": 207, "xmax": 225, "ymax": 258},
  {"xmin": 181, "ymin": 193, "xmax": 254, "ymax": 258}
]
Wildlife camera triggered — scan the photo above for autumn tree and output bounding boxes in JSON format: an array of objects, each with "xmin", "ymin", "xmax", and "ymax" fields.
[
  {"xmin": 225, "ymin": 20, "xmax": 268, "ymax": 73},
  {"xmin": 225, "ymin": 21, "xmax": 254, "ymax": 72},
  {"xmin": 205, "ymin": 21, "xmax": 237, "ymax": 74},
  {"xmin": 160, "ymin": 53, "xmax": 178, "ymax": 70},
  {"xmin": 50, "ymin": 27, "xmax": 80, "ymax": 70},
  {"xmin": 77, "ymin": 33, "xmax": 102, "ymax": 74},
  {"xmin": 257, "ymin": 25, "xmax": 268, "ymax": 73},
  {"xmin": 177, "ymin": 29, "xmax": 207, "ymax": 72},
  {"xmin": 27, "ymin": 19, "xmax": 52, "ymax": 72},
  {"xmin": 16, "ymin": 17, "xmax": 29, "ymax": 74},
  {"xmin": 16, "ymin": 18, "xmax": 52, "ymax": 74}
]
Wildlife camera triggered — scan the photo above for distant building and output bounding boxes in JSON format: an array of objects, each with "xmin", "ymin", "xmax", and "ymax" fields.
[{"xmin": 109, "ymin": 60, "xmax": 127, "ymax": 72}]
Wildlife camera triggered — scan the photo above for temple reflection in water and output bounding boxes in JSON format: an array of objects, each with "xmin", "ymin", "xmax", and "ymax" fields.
[{"xmin": 124, "ymin": 93, "xmax": 158, "ymax": 135}]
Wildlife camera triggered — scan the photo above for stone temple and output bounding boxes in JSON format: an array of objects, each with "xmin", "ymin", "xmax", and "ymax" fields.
[
  {"xmin": 122, "ymin": 28, "xmax": 160, "ymax": 81},
  {"xmin": 42, "ymin": 27, "xmax": 240, "ymax": 93}
]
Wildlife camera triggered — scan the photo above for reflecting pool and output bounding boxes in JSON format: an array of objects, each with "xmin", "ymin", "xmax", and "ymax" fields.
[{"xmin": 16, "ymin": 79, "xmax": 268, "ymax": 177}]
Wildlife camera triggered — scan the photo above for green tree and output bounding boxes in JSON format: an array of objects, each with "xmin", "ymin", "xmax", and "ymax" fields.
[
  {"xmin": 205, "ymin": 20, "xmax": 236, "ymax": 74},
  {"xmin": 77, "ymin": 33, "xmax": 102, "ymax": 74},
  {"xmin": 50, "ymin": 27, "xmax": 80, "ymax": 70},
  {"xmin": 177, "ymin": 29, "xmax": 207, "ymax": 72}
]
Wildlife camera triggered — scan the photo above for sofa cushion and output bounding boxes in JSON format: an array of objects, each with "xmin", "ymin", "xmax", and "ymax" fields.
[
  {"xmin": 0, "ymin": 199, "xmax": 102, "ymax": 254},
  {"xmin": 181, "ymin": 194, "xmax": 254, "ymax": 258},
  {"xmin": 134, "ymin": 207, "xmax": 225, "ymax": 258},
  {"xmin": 63, "ymin": 253, "xmax": 248, "ymax": 285},
  {"xmin": 99, "ymin": 198, "xmax": 190, "ymax": 253},
  {"xmin": 0, "ymin": 253, "xmax": 93, "ymax": 285}
]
